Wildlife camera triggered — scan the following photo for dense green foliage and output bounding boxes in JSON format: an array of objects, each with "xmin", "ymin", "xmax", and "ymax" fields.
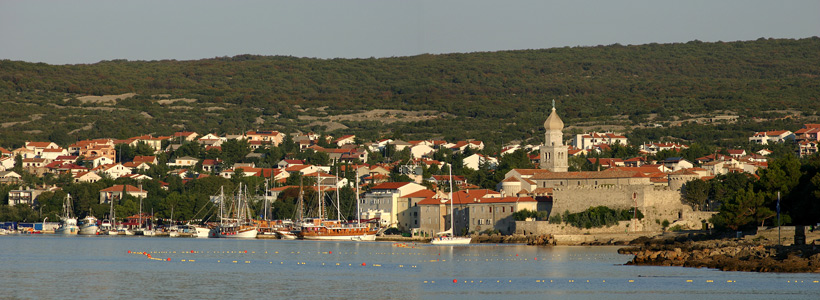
[
  {"xmin": 561, "ymin": 207, "xmax": 644, "ymax": 229},
  {"xmin": 1, "ymin": 38, "xmax": 819, "ymax": 149},
  {"xmin": 680, "ymin": 152, "xmax": 820, "ymax": 230},
  {"xmin": 512, "ymin": 208, "xmax": 549, "ymax": 221}
]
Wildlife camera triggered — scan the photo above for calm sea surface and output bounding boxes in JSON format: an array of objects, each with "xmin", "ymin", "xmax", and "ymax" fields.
[{"xmin": 0, "ymin": 235, "xmax": 817, "ymax": 299}]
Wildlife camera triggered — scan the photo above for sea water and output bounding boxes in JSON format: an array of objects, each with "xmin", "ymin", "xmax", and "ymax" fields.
[{"xmin": 0, "ymin": 235, "xmax": 817, "ymax": 299}]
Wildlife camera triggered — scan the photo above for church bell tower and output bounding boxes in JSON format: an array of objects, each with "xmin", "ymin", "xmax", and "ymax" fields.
[{"xmin": 540, "ymin": 100, "xmax": 568, "ymax": 172}]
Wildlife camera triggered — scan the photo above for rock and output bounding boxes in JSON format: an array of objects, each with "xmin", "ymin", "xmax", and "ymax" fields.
[{"xmin": 619, "ymin": 236, "xmax": 820, "ymax": 273}]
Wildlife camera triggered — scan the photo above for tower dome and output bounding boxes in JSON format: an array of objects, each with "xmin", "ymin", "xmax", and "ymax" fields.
[{"xmin": 543, "ymin": 107, "xmax": 564, "ymax": 131}]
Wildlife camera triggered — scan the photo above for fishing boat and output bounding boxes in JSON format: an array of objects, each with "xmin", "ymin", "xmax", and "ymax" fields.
[
  {"xmin": 295, "ymin": 173, "xmax": 378, "ymax": 241},
  {"xmin": 78, "ymin": 215, "xmax": 99, "ymax": 235},
  {"xmin": 55, "ymin": 194, "xmax": 79, "ymax": 235},
  {"xmin": 431, "ymin": 167, "xmax": 471, "ymax": 245},
  {"xmin": 215, "ymin": 184, "xmax": 258, "ymax": 239}
]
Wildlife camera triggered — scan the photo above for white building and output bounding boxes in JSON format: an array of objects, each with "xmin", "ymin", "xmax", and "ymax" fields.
[
  {"xmin": 572, "ymin": 132, "xmax": 628, "ymax": 150},
  {"xmin": 749, "ymin": 130, "xmax": 795, "ymax": 145},
  {"xmin": 359, "ymin": 182, "xmax": 426, "ymax": 228}
]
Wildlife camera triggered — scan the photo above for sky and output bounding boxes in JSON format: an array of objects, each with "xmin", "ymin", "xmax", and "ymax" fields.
[{"xmin": 1, "ymin": 0, "xmax": 818, "ymax": 65}]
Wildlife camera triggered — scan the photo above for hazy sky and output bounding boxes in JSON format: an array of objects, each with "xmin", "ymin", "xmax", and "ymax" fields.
[{"xmin": 1, "ymin": 0, "xmax": 818, "ymax": 65}]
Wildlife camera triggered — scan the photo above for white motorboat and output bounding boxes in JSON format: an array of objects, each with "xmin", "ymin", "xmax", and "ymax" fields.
[{"xmin": 78, "ymin": 215, "xmax": 99, "ymax": 235}]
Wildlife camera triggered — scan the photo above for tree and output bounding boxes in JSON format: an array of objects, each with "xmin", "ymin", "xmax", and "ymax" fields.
[
  {"xmin": 710, "ymin": 188, "xmax": 775, "ymax": 230},
  {"xmin": 682, "ymin": 179, "xmax": 709, "ymax": 210}
]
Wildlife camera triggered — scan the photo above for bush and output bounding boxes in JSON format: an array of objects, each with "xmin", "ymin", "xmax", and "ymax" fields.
[
  {"xmin": 512, "ymin": 209, "xmax": 548, "ymax": 221},
  {"xmin": 563, "ymin": 206, "xmax": 643, "ymax": 229},
  {"xmin": 549, "ymin": 215, "xmax": 562, "ymax": 224}
]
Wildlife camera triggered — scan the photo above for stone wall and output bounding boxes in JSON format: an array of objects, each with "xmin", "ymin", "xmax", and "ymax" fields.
[{"xmin": 516, "ymin": 220, "xmax": 644, "ymax": 235}]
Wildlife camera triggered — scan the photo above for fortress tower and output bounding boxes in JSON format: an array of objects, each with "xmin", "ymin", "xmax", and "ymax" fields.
[{"xmin": 540, "ymin": 101, "xmax": 568, "ymax": 172}]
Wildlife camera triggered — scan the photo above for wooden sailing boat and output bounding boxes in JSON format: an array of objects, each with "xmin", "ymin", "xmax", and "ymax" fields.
[
  {"xmin": 295, "ymin": 171, "xmax": 377, "ymax": 241},
  {"xmin": 431, "ymin": 166, "xmax": 471, "ymax": 245},
  {"xmin": 216, "ymin": 183, "xmax": 258, "ymax": 238}
]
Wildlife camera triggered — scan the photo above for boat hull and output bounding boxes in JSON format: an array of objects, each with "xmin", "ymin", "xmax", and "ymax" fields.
[
  {"xmin": 216, "ymin": 225, "xmax": 258, "ymax": 238},
  {"xmin": 78, "ymin": 225, "xmax": 99, "ymax": 235},
  {"xmin": 194, "ymin": 227, "xmax": 212, "ymax": 238},
  {"xmin": 55, "ymin": 226, "xmax": 79, "ymax": 235},
  {"xmin": 430, "ymin": 237, "xmax": 472, "ymax": 245},
  {"xmin": 301, "ymin": 234, "xmax": 376, "ymax": 241}
]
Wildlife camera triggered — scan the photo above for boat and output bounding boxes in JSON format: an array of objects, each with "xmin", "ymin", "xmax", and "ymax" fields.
[
  {"xmin": 117, "ymin": 227, "xmax": 134, "ymax": 235},
  {"xmin": 295, "ymin": 173, "xmax": 378, "ymax": 241},
  {"xmin": 78, "ymin": 215, "xmax": 99, "ymax": 235},
  {"xmin": 55, "ymin": 194, "xmax": 79, "ymax": 235},
  {"xmin": 100, "ymin": 201, "xmax": 118, "ymax": 235},
  {"xmin": 133, "ymin": 194, "xmax": 155, "ymax": 236},
  {"xmin": 215, "ymin": 184, "xmax": 258, "ymax": 238},
  {"xmin": 430, "ymin": 166, "xmax": 472, "ymax": 245}
]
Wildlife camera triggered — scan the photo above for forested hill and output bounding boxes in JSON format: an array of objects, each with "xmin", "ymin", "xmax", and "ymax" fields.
[{"xmin": 1, "ymin": 37, "xmax": 818, "ymax": 149}]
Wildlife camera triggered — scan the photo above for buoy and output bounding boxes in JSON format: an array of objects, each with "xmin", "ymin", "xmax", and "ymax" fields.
[
  {"xmin": 534, "ymin": 257, "xmax": 537, "ymax": 260},
  {"xmin": 362, "ymin": 262, "xmax": 366, "ymax": 266},
  {"xmin": 191, "ymin": 250, "xmax": 194, "ymax": 253},
  {"xmin": 329, "ymin": 251, "xmax": 332, "ymax": 254},
  {"xmin": 453, "ymin": 279, "xmax": 457, "ymax": 283},
  {"xmin": 167, "ymin": 258, "xmax": 171, "ymax": 261},
  {"xmin": 127, "ymin": 250, "xmax": 131, "ymax": 253}
]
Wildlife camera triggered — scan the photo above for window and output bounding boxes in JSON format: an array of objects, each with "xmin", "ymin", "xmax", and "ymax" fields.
[
  {"xmin": 489, "ymin": 207, "xmax": 492, "ymax": 213},
  {"xmin": 502, "ymin": 207, "xmax": 505, "ymax": 213},
  {"xmin": 510, "ymin": 206, "xmax": 513, "ymax": 212},
  {"xmin": 481, "ymin": 206, "xmax": 484, "ymax": 213}
]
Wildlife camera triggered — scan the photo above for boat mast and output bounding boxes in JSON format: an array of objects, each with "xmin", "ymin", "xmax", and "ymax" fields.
[
  {"xmin": 298, "ymin": 177, "xmax": 304, "ymax": 222},
  {"xmin": 449, "ymin": 165, "xmax": 454, "ymax": 234},
  {"xmin": 335, "ymin": 166, "xmax": 341, "ymax": 221},
  {"xmin": 219, "ymin": 186, "xmax": 224, "ymax": 227},
  {"xmin": 264, "ymin": 179, "xmax": 269, "ymax": 221},
  {"xmin": 317, "ymin": 173, "xmax": 323, "ymax": 220}
]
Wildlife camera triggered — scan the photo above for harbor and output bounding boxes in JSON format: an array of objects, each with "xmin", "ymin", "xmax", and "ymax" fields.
[{"xmin": 1, "ymin": 234, "xmax": 818, "ymax": 299}]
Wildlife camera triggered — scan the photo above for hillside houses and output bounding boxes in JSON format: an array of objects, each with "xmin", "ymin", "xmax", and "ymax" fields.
[{"xmin": 571, "ymin": 132, "xmax": 628, "ymax": 150}]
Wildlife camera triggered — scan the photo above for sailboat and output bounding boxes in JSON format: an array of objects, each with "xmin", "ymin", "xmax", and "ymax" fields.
[
  {"xmin": 431, "ymin": 166, "xmax": 471, "ymax": 245},
  {"xmin": 216, "ymin": 184, "xmax": 258, "ymax": 238},
  {"xmin": 295, "ymin": 172, "xmax": 378, "ymax": 241},
  {"xmin": 133, "ymin": 190, "xmax": 155, "ymax": 236},
  {"xmin": 100, "ymin": 200, "xmax": 117, "ymax": 235},
  {"xmin": 55, "ymin": 194, "xmax": 79, "ymax": 235}
]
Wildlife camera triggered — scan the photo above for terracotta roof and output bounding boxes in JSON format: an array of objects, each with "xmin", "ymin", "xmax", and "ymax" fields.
[
  {"xmin": 25, "ymin": 142, "xmax": 54, "ymax": 148},
  {"xmin": 510, "ymin": 169, "xmax": 551, "ymax": 176},
  {"xmin": 99, "ymin": 184, "xmax": 145, "ymax": 192},
  {"xmin": 532, "ymin": 169, "xmax": 642, "ymax": 180},
  {"xmin": 270, "ymin": 185, "xmax": 299, "ymax": 192},
  {"xmin": 470, "ymin": 196, "xmax": 536, "ymax": 204},
  {"xmin": 401, "ymin": 189, "xmax": 436, "ymax": 199}
]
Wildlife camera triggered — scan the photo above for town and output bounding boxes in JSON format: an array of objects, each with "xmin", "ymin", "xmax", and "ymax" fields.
[{"xmin": 1, "ymin": 105, "xmax": 819, "ymax": 243}]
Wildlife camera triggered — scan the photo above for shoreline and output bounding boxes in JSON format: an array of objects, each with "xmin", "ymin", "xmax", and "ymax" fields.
[{"xmin": 618, "ymin": 232, "xmax": 820, "ymax": 273}]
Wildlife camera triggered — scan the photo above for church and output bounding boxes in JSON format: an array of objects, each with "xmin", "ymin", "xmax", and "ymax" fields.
[{"xmin": 501, "ymin": 102, "xmax": 712, "ymax": 234}]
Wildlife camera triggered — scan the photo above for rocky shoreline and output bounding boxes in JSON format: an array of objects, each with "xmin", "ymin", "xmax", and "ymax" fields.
[{"xmin": 618, "ymin": 234, "xmax": 820, "ymax": 273}]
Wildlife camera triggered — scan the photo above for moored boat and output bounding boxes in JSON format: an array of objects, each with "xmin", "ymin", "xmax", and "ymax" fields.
[
  {"xmin": 215, "ymin": 184, "xmax": 258, "ymax": 239},
  {"xmin": 78, "ymin": 215, "xmax": 99, "ymax": 235},
  {"xmin": 55, "ymin": 194, "xmax": 79, "ymax": 235},
  {"xmin": 430, "ymin": 166, "xmax": 471, "ymax": 245}
]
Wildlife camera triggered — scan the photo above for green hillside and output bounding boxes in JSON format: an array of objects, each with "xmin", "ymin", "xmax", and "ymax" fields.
[{"xmin": 1, "ymin": 37, "xmax": 818, "ymax": 149}]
